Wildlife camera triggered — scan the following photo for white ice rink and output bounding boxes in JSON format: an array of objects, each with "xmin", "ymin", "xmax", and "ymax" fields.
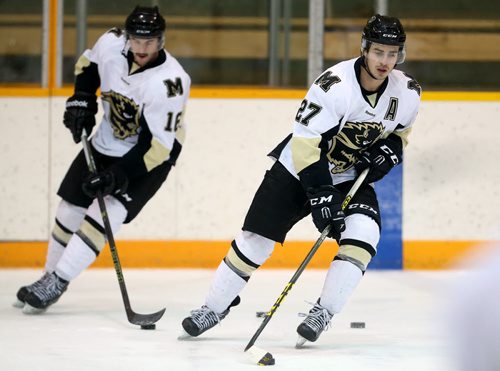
[{"xmin": 0, "ymin": 269, "xmax": 458, "ymax": 371}]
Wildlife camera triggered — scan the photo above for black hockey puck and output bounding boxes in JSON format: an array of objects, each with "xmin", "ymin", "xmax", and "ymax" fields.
[
  {"xmin": 140, "ymin": 324, "xmax": 156, "ymax": 330},
  {"xmin": 350, "ymin": 322, "xmax": 365, "ymax": 329},
  {"xmin": 258, "ymin": 352, "xmax": 275, "ymax": 366},
  {"xmin": 256, "ymin": 311, "xmax": 267, "ymax": 318},
  {"xmin": 247, "ymin": 346, "xmax": 275, "ymax": 366}
]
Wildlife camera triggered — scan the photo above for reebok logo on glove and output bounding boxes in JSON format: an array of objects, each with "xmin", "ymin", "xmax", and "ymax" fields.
[
  {"xmin": 63, "ymin": 92, "xmax": 98, "ymax": 143},
  {"xmin": 66, "ymin": 100, "xmax": 89, "ymax": 108}
]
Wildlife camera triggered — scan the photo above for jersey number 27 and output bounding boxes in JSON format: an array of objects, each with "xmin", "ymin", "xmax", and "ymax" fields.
[{"xmin": 295, "ymin": 99, "xmax": 322, "ymax": 126}]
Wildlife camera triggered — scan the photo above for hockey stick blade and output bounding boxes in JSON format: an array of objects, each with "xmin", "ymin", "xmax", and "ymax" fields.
[
  {"xmin": 244, "ymin": 168, "xmax": 368, "ymax": 352},
  {"xmin": 128, "ymin": 307, "xmax": 166, "ymax": 326}
]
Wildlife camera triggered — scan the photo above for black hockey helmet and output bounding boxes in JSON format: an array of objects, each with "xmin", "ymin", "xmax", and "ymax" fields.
[
  {"xmin": 125, "ymin": 6, "xmax": 166, "ymax": 39},
  {"xmin": 361, "ymin": 14, "xmax": 406, "ymax": 63}
]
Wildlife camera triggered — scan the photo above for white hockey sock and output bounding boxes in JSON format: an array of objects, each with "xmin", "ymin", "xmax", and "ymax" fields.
[
  {"xmin": 44, "ymin": 237, "xmax": 65, "ymax": 273},
  {"xmin": 44, "ymin": 200, "xmax": 87, "ymax": 272},
  {"xmin": 54, "ymin": 197, "xmax": 127, "ymax": 282},
  {"xmin": 319, "ymin": 259, "xmax": 363, "ymax": 314},
  {"xmin": 206, "ymin": 260, "xmax": 247, "ymax": 314},
  {"xmin": 54, "ymin": 233, "xmax": 97, "ymax": 282}
]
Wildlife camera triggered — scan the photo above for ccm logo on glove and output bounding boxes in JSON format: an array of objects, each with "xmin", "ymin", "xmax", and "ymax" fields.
[
  {"xmin": 309, "ymin": 194, "xmax": 334, "ymax": 206},
  {"xmin": 307, "ymin": 185, "xmax": 346, "ymax": 239}
]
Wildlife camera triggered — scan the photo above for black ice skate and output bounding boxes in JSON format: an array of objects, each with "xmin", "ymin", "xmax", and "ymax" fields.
[
  {"xmin": 181, "ymin": 305, "xmax": 229, "ymax": 337},
  {"xmin": 180, "ymin": 296, "xmax": 240, "ymax": 338},
  {"xmin": 22, "ymin": 272, "xmax": 69, "ymax": 314},
  {"xmin": 296, "ymin": 301, "xmax": 333, "ymax": 348},
  {"xmin": 13, "ymin": 272, "xmax": 53, "ymax": 308}
]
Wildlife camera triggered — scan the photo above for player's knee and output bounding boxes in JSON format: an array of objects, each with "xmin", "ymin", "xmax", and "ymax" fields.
[
  {"xmin": 337, "ymin": 214, "xmax": 380, "ymax": 272},
  {"xmin": 224, "ymin": 231, "xmax": 275, "ymax": 280},
  {"xmin": 55, "ymin": 200, "xmax": 87, "ymax": 230},
  {"xmin": 87, "ymin": 196, "xmax": 127, "ymax": 234}
]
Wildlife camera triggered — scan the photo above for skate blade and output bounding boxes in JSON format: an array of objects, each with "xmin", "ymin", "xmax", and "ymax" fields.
[
  {"xmin": 177, "ymin": 330, "xmax": 195, "ymax": 341},
  {"xmin": 295, "ymin": 335, "xmax": 308, "ymax": 349},
  {"xmin": 22, "ymin": 303, "xmax": 47, "ymax": 315},
  {"xmin": 12, "ymin": 299, "xmax": 25, "ymax": 308}
]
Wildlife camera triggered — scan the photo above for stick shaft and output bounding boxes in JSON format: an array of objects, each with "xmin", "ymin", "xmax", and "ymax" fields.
[
  {"xmin": 81, "ymin": 129, "xmax": 165, "ymax": 325},
  {"xmin": 81, "ymin": 130, "xmax": 132, "ymax": 309}
]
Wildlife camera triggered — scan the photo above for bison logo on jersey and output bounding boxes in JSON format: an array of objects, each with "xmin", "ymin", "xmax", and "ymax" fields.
[
  {"xmin": 327, "ymin": 121, "xmax": 384, "ymax": 173},
  {"xmin": 101, "ymin": 90, "xmax": 140, "ymax": 139}
]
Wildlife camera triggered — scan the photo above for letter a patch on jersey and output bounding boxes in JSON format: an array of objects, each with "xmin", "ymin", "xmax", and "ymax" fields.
[
  {"xmin": 384, "ymin": 97, "xmax": 398, "ymax": 121},
  {"xmin": 163, "ymin": 78, "xmax": 184, "ymax": 97}
]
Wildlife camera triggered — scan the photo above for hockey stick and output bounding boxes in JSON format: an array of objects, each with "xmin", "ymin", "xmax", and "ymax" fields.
[
  {"xmin": 81, "ymin": 129, "xmax": 166, "ymax": 326},
  {"xmin": 244, "ymin": 168, "xmax": 368, "ymax": 353}
]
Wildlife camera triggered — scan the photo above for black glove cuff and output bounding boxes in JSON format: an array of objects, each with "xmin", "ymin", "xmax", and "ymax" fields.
[
  {"xmin": 298, "ymin": 158, "xmax": 333, "ymax": 192},
  {"xmin": 306, "ymin": 184, "xmax": 339, "ymax": 198},
  {"xmin": 385, "ymin": 133, "xmax": 404, "ymax": 158},
  {"xmin": 66, "ymin": 92, "xmax": 98, "ymax": 114}
]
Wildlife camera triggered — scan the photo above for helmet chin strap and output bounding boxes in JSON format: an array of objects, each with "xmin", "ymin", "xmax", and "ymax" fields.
[
  {"xmin": 122, "ymin": 39, "xmax": 131, "ymax": 57},
  {"xmin": 361, "ymin": 55, "xmax": 378, "ymax": 80}
]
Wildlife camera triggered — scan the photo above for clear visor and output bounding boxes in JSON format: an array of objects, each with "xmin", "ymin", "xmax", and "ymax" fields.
[
  {"xmin": 361, "ymin": 38, "xmax": 406, "ymax": 64},
  {"xmin": 125, "ymin": 33, "xmax": 165, "ymax": 52}
]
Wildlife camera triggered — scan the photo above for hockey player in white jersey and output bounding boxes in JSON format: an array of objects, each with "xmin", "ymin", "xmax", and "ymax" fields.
[
  {"xmin": 15, "ymin": 6, "xmax": 191, "ymax": 313},
  {"xmin": 181, "ymin": 14, "xmax": 421, "ymax": 346}
]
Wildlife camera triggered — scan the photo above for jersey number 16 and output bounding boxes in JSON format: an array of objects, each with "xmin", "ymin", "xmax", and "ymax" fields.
[{"xmin": 165, "ymin": 111, "xmax": 182, "ymax": 132}]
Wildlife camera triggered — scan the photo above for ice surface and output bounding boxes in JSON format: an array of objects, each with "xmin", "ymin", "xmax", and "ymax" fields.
[{"xmin": 0, "ymin": 269, "xmax": 456, "ymax": 371}]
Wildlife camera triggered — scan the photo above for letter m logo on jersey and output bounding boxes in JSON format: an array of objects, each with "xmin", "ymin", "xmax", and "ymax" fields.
[
  {"xmin": 314, "ymin": 71, "xmax": 341, "ymax": 92},
  {"xmin": 163, "ymin": 78, "xmax": 184, "ymax": 97}
]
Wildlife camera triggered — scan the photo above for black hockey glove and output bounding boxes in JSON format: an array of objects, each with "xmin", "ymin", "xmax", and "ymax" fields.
[
  {"xmin": 307, "ymin": 185, "xmax": 346, "ymax": 239},
  {"xmin": 355, "ymin": 138, "xmax": 403, "ymax": 183},
  {"xmin": 63, "ymin": 92, "xmax": 98, "ymax": 143},
  {"xmin": 82, "ymin": 166, "xmax": 129, "ymax": 198}
]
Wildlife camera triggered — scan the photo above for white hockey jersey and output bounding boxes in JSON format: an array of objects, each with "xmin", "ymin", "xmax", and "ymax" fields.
[
  {"xmin": 79, "ymin": 29, "xmax": 191, "ymax": 176},
  {"xmin": 272, "ymin": 57, "xmax": 421, "ymax": 186}
]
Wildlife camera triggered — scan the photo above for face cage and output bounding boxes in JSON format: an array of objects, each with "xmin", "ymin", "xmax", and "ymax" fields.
[{"xmin": 360, "ymin": 38, "xmax": 406, "ymax": 64}]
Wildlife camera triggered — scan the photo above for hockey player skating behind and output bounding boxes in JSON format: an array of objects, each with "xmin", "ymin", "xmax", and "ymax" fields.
[
  {"xmin": 181, "ymin": 14, "xmax": 421, "ymax": 347},
  {"xmin": 15, "ymin": 6, "xmax": 190, "ymax": 314}
]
